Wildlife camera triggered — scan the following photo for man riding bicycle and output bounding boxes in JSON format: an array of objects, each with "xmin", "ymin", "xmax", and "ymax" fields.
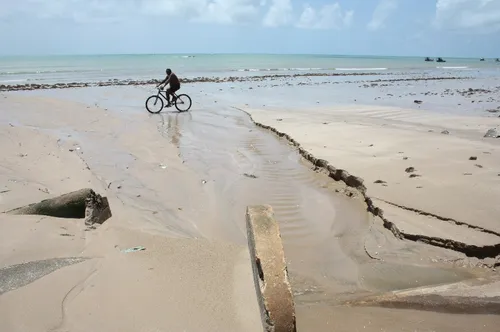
[{"xmin": 157, "ymin": 68, "xmax": 180, "ymax": 107}]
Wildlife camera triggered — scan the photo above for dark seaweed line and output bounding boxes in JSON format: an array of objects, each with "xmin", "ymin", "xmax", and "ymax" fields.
[
  {"xmin": 0, "ymin": 73, "xmax": 474, "ymax": 92},
  {"xmin": 237, "ymin": 108, "xmax": 500, "ymax": 263}
]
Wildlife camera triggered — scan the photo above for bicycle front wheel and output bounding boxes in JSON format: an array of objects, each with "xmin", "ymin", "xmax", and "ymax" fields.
[
  {"xmin": 174, "ymin": 94, "xmax": 192, "ymax": 112},
  {"xmin": 145, "ymin": 95, "xmax": 164, "ymax": 114}
]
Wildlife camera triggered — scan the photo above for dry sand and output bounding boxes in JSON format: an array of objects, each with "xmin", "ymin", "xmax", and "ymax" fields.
[{"xmin": 2, "ymin": 77, "xmax": 500, "ymax": 332}]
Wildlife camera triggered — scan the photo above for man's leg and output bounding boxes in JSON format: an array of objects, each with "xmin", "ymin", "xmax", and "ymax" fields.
[
  {"xmin": 171, "ymin": 85, "xmax": 180, "ymax": 103},
  {"xmin": 166, "ymin": 88, "xmax": 172, "ymax": 106}
]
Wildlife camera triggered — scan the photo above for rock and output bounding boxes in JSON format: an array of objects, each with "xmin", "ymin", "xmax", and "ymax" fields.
[
  {"xmin": 346, "ymin": 175, "xmax": 365, "ymax": 191},
  {"xmin": 314, "ymin": 159, "xmax": 329, "ymax": 168},
  {"xmin": 441, "ymin": 130, "xmax": 450, "ymax": 135},
  {"xmin": 414, "ymin": 100, "xmax": 423, "ymax": 104},
  {"xmin": 484, "ymin": 128, "xmax": 499, "ymax": 138},
  {"xmin": 405, "ymin": 167, "xmax": 415, "ymax": 173},
  {"xmin": 469, "ymin": 156, "xmax": 478, "ymax": 161},
  {"xmin": 374, "ymin": 180, "xmax": 387, "ymax": 184}
]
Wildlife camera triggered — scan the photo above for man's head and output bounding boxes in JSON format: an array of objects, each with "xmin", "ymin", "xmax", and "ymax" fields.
[{"xmin": 166, "ymin": 68, "xmax": 172, "ymax": 75}]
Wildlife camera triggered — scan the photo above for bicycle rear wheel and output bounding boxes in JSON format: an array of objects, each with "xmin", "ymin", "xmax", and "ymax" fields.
[
  {"xmin": 145, "ymin": 95, "xmax": 164, "ymax": 114},
  {"xmin": 174, "ymin": 94, "xmax": 192, "ymax": 112}
]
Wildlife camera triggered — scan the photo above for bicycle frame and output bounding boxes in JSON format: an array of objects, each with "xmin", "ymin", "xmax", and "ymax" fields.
[{"xmin": 156, "ymin": 88, "xmax": 178, "ymax": 102}]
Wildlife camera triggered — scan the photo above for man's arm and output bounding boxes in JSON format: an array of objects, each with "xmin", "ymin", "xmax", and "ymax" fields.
[{"xmin": 157, "ymin": 74, "xmax": 171, "ymax": 87}]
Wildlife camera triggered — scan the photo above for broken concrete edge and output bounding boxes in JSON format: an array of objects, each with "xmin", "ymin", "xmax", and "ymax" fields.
[
  {"xmin": 5, "ymin": 188, "xmax": 112, "ymax": 226},
  {"xmin": 84, "ymin": 192, "xmax": 112, "ymax": 226},
  {"xmin": 241, "ymin": 110, "xmax": 500, "ymax": 264},
  {"xmin": 246, "ymin": 205, "xmax": 297, "ymax": 332}
]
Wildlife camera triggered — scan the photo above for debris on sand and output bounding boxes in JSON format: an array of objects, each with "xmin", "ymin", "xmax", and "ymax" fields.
[
  {"xmin": 121, "ymin": 246, "xmax": 146, "ymax": 253},
  {"xmin": 405, "ymin": 167, "xmax": 416, "ymax": 173},
  {"xmin": 484, "ymin": 128, "xmax": 499, "ymax": 138}
]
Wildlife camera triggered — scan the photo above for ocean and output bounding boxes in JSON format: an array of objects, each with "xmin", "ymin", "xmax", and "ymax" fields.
[{"xmin": 1, "ymin": 54, "xmax": 499, "ymax": 85}]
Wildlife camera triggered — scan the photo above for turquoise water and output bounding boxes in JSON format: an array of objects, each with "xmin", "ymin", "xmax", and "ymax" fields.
[{"xmin": 1, "ymin": 54, "xmax": 499, "ymax": 85}]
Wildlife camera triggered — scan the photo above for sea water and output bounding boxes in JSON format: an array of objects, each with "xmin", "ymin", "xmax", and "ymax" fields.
[{"xmin": 1, "ymin": 54, "xmax": 499, "ymax": 85}]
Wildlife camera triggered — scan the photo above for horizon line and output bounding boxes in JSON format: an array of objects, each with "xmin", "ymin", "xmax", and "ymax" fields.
[{"xmin": 0, "ymin": 52, "xmax": 493, "ymax": 59}]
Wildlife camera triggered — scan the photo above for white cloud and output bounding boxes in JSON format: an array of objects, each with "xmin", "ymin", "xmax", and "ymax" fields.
[
  {"xmin": 367, "ymin": 0, "xmax": 398, "ymax": 31},
  {"xmin": 263, "ymin": 0, "xmax": 293, "ymax": 27},
  {"xmin": 0, "ymin": 0, "xmax": 354, "ymax": 29},
  {"xmin": 435, "ymin": 0, "xmax": 500, "ymax": 32},
  {"xmin": 0, "ymin": 0, "xmax": 139, "ymax": 23},
  {"xmin": 142, "ymin": 0, "xmax": 263, "ymax": 24},
  {"xmin": 0, "ymin": 0, "xmax": 264, "ymax": 24},
  {"xmin": 296, "ymin": 3, "xmax": 353, "ymax": 30}
]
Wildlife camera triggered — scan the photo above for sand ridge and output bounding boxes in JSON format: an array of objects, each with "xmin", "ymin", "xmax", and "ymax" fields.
[{"xmin": 244, "ymin": 104, "xmax": 500, "ymax": 266}]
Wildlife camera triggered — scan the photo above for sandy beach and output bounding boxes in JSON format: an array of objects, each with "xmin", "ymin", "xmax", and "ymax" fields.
[{"xmin": 2, "ymin": 72, "xmax": 500, "ymax": 331}]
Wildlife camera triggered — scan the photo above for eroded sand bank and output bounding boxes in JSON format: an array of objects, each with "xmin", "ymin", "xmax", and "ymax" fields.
[{"xmin": 1, "ymin": 77, "xmax": 500, "ymax": 331}]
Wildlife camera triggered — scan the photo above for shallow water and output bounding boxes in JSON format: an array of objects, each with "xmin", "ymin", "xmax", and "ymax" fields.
[
  {"xmin": 2, "ymin": 53, "xmax": 499, "ymax": 85},
  {"xmin": 155, "ymin": 106, "xmax": 367, "ymax": 291},
  {"xmin": 152, "ymin": 103, "xmax": 477, "ymax": 304}
]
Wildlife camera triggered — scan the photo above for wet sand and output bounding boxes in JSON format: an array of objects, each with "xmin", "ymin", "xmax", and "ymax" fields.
[{"xmin": 1, "ymin": 74, "xmax": 500, "ymax": 331}]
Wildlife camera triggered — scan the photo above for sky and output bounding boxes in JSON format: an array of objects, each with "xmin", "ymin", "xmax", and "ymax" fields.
[{"xmin": 0, "ymin": 0, "xmax": 500, "ymax": 57}]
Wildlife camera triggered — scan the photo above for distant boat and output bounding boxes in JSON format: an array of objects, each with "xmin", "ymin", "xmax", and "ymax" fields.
[
  {"xmin": 436, "ymin": 57, "xmax": 446, "ymax": 63},
  {"xmin": 424, "ymin": 57, "xmax": 434, "ymax": 62},
  {"xmin": 480, "ymin": 58, "xmax": 485, "ymax": 61}
]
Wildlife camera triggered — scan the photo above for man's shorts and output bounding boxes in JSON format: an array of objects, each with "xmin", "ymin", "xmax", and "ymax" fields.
[{"xmin": 167, "ymin": 84, "xmax": 180, "ymax": 94}]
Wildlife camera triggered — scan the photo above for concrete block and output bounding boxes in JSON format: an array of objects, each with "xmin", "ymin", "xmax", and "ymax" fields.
[{"xmin": 246, "ymin": 205, "xmax": 297, "ymax": 332}]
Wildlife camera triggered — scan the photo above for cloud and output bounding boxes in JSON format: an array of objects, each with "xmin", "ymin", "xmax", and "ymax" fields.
[
  {"xmin": 0, "ymin": 0, "xmax": 265, "ymax": 24},
  {"xmin": 0, "ymin": 0, "xmax": 354, "ymax": 29},
  {"xmin": 296, "ymin": 3, "xmax": 353, "ymax": 30},
  {"xmin": 367, "ymin": 0, "xmax": 398, "ymax": 31},
  {"xmin": 263, "ymin": 0, "xmax": 293, "ymax": 27},
  {"xmin": 435, "ymin": 0, "xmax": 500, "ymax": 32},
  {"xmin": 142, "ymin": 0, "xmax": 263, "ymax": 24},
  {"xmin": 0, "ymin": 0, "xmax": 139, "ymax": 23}
]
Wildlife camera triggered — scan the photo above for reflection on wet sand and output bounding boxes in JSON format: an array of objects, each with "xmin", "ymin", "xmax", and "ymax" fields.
[{"xmin": 157, "ymin": 111, "xmax": 193, "ymax": 147}]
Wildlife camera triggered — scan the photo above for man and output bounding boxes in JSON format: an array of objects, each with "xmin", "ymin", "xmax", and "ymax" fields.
[{"xmin": 157, "ymin": 68, "xmax": 181, "ymax": 107}]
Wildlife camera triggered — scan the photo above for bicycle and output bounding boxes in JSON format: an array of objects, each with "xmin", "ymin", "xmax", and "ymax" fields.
[{"xmin": 145, "ymin": 88, "xmax": 192, "ymax": 113}]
